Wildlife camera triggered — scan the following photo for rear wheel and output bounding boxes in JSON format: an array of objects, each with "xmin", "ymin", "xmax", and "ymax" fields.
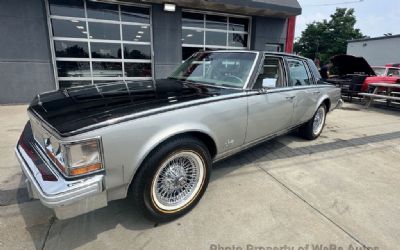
[
  {"xmin": 299, "ymin": 104, "xmax": 327, "ymax": 140},
  {"xmin": 131, "ymin": 136, "xmax": 211, "ymax": 222}
]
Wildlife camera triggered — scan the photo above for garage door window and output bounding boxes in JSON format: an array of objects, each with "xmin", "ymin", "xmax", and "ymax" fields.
[
  {"xmin": 48, "ymin": 0, "xmax": 152, "ymax": 89},
  {"xmin": 182, "ymin": 11, "xmax": 250, "ymax": 60}
]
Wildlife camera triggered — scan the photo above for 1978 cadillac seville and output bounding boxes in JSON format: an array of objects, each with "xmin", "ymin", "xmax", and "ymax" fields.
[{"xmin": 16, "ymin": 51, "xmax": 343, "ymax": 221}]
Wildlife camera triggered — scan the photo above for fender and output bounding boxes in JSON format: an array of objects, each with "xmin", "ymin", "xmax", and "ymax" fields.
[
  {"xmin": 316, "ymin": 94, "xmax": 331, "ymax": 112},
  {"xmin": 125, "ymin": 122, "xmax": 218, "ymax": 194}
]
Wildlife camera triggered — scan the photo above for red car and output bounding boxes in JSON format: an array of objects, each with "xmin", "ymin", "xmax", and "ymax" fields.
[{"xmin": 361, "ymin": 65, "xmax": 400, "ymax": 92}]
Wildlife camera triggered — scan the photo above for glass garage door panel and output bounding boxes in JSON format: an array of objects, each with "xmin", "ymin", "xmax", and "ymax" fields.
[
  {"xmin": 90, "ymin": 43, "xmax": 122, "ymax": 59},
  {"xmin": 54, "ymin": 41, "xmax": 89, "ymax": 58},
  {"xmin": 86, "ymin": 2, "xmax": 119, "ymax": 21},
  {"xmin": 122, "ymin": 25, "xmax": 151, "ymax": 42},
  {"xmin": 206, "ymin": 15, "xmax": 227, "ymax": 30},
  {"xmin": 124, "ymin": 44, "xmax": 151, "ymax": 59},
  {"xmin": 51, "ymin": 19, "xmax": 87, "ymax": 38},
  {"xmin": 229, "ymin": 17, "xmax": 248, "ymax": 32},
  {"xmin": 205, "ymin": 31, "xmax": 226, "ymax": 46},
  {"xmin": 125, "ymin": 63, "xmax": 152, "ymax": 77},
  {"xmin": 182, "ymin": 12, "xmax": 204, "ymax": 28},
  {"xmin": 48, "ymin": 0, "xmax": 153, "ymax": 88},
  {"xmin": 56, "ymin": 61, "xmax": 90, "ymax": 77},
  {"xmin": 228, "ymin": 33, "xmax": 248, "ymax": 47},
  {"xmin": 182, "ymin": 29, "xmax": 204, "ymax": 45},
  {"xmin": 88, "ymin": 22, "xmax": 120, "ymax": 40},
  {"xmin": 49, "ymin": 0, "xmax": 85, "ymax": 17},
  {"xmin": 121, "ymin": 6, "xmax": 150, "ymax": 23},
  {"xmin": 92, "ymin": 62, "xmax": 123, "ymax": 77},
  {"xmin": 181, "ymin": 11, "xmax": 250, "ymax": 60}
]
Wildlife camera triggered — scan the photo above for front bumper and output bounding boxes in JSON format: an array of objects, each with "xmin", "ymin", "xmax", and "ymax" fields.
[{"xmin": 15, "ymin": 123, "xmax": 107, "ymax": 219}]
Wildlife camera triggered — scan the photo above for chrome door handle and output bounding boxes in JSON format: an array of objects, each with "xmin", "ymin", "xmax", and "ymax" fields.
[
  {"xmin": 286, "ymin": 96, "xmax": 295, "ymax": 100},
  {"xmin": 312, "ymin": 91, "xmax": 321, "ymax": 94}
]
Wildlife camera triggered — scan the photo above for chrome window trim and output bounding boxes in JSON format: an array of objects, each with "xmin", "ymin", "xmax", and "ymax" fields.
[{"xmin": 45, "ymin": 0, "xmax": 153, "ymax": 88}]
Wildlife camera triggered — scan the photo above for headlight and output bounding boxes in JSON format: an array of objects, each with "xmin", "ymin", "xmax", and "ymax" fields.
[
  {"xmin": 44, "ymin": 136, "xmax": 103, "ymax": 177},
  {"xmin": 64, "ymin": 138, "xmax": 103, "ymax": 176}
]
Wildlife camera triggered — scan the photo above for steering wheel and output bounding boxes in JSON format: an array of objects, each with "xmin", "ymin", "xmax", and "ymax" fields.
[{"xmin": 224, "ymin": 74, "xmax": 243, "ymax": 84}]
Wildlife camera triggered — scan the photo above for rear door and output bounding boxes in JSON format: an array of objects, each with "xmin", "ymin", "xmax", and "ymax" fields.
[{"xmin": 286, "ymin": 58, "xmax": 320, "ymax": 126}]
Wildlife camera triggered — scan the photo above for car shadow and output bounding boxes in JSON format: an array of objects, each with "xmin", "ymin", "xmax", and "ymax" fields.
[{"xmin": 17, "ymin": 129, "xmax": 400, "ymax": 249}]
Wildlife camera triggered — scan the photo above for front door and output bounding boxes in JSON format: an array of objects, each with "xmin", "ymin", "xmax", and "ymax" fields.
[{"xmin": 245, "ymin": 56, "xmax": 294, "ymax": 143}]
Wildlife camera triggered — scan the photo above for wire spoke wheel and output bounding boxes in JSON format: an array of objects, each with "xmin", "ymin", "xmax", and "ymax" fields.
[
  {"xmin": 312, "ymin": 106, "xmax": 326, "ymax": 135},
  {"xmin": 151, "ymin": 151, "xmax": 205, "ymax": 212}
]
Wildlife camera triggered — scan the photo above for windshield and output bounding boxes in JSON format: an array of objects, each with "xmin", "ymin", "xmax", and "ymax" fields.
[
  {"xmin": 372, "ymin": 67, "xmax": 386, "ymax": 76},
  {"xmin": 169, "ymin": 51, "xmax": 257, "ymax": 88}
]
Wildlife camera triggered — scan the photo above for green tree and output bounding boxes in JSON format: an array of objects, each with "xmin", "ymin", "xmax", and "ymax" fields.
[{"xmin": 294, "ymin": 8, "xmax": 364, "ymax": 65}]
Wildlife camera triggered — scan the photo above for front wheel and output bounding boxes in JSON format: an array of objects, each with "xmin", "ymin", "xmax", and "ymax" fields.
[
  {"xmin": 299, "ymin": 104, "xmax": 327, "ymax": 140},
  {"xmin": 131, "ymin": 136, "xmax": 211, "ymax": 222}
]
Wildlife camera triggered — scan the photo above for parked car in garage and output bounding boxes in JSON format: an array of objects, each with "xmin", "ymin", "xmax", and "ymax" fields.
[{"xmin": 15, "ymin": 51, "xmax": 343, "ymax": 222}]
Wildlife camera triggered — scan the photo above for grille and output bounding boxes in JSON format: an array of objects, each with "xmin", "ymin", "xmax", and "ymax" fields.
[{"xmin": 28, "ymin": 112, "xmax": 58, "ymax": 152}]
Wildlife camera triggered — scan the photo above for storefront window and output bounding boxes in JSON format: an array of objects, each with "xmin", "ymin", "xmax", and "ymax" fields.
[
  {"xmin": 48, "ymin": 0, "xmax": 152, "ymax": 89},
  {"xmin": 181, "ymin": 11, "xmax": 250, "ymax": 60}
]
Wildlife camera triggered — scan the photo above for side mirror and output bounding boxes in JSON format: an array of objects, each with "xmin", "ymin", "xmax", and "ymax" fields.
[
  {"xmin": 262, "ymin": 78, "xmax": 277, "ymax": 88},
  {"xmin": 388, "ymin": 73, "xmax": 393, "ymax": 77}
]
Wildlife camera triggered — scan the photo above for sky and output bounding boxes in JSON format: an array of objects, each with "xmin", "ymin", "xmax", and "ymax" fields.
[{"xmin": 295, "ymin": 0, "xmax": 400, "ymax": 39}]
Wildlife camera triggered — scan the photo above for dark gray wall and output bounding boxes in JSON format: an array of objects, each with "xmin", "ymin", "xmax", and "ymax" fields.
[
  {"xmin": 251, "ymin": 16, "xmax": 288, "ymax": 51},
  {"xmin": 0, "ymin": 0, "xmax": 55, "ymax": 104},
  {"xmin": 151, "ymin": 4, "xmax": 182, "ymax": 79}
]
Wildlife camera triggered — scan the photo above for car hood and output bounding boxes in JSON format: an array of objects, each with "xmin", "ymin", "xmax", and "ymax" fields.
[
  {"xmin": 29, "ymin": 79, "xmax": 241, "ymax": 136},
  {"xmin": 330, "ymin": 54, "xmax": 376, "ymax": 76}
]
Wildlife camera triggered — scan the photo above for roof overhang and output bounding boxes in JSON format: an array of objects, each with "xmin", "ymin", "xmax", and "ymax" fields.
[{"xmin": 137, "ymin": 0, "xmax": 302, "ymax": 17}]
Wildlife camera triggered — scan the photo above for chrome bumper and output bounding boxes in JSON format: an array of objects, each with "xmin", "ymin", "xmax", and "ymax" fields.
[
  {"xmin": 335, "ymin": 98, "xmax": 344, "ymax": 109},
  {"xmin": 15, "ymin": 123, "xmax": 107, "ymax": 219}
]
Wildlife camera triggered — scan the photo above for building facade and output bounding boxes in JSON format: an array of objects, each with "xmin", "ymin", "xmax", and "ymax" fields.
[
  {"xmin": 0, "ymin": 0, "xmax": 301, "ymax": 104},
  {"xmin": 347, "ymin": 35, "xmax": 400, "ymax": 67}
]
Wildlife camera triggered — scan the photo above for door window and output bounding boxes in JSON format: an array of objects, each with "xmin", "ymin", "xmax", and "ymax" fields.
[
  {"xmin": 253, "ymin": 57, "xmax": 285, "ymax": 89},
  {"xmin": 287, "ymin": 59, "xmax": 311, "ymax": 86}
]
